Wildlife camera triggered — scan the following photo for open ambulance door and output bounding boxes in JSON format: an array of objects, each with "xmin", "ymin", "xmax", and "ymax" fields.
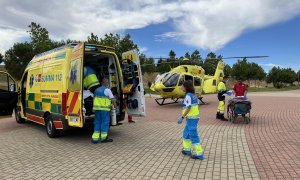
[
  {"xmin": 0, "ymin": 71, "xmax": 18, "ymax": 119},
  {"xmin": 121, "ymin": 50, "xmax": 146, "ymax": 117},
  {"xmin": 67, "ymin": 43, "xmax": 84, "ymax": 127}
]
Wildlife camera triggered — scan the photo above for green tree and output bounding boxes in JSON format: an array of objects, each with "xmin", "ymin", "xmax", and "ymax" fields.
[
  {"xmin": 281, "ymin": 68, "xmax": 297, "ymax": 84},
  {"xmin": 223, "ymin": 64, "xmax": 232, "ymax": 77},
  {"xmin": 184, "ymin": 52, "xmax": 191, "ymax": 60},
  {"xmin": 191, "ymin": 50, "xmax": 202, "ymax": 65},
  {"xmin": 146, "ymin": 57, "xmax": 155, "ymax": 72},
  {"xmin": 231, "ymin": 59, "xmax": 249, "ymax": 80},
  {"xmin": 297, "ymin": 70, "xmax": 300, "ymax": 85},
  {"xmin": 27, "ymin": 22, "xmax": 53, "ymax": 54},
  {"xmin": 203, "ymin": 52, "xmax": 218, "ymax": 75},
  {"xmin": 87, "ymin": 33, "xmax": 99, "ymax": 44},
  {"xmin": 0, "ymin": 53, "xmax": 3, "ymax": 64},
  {"xmin": 267, "ymin": 67, "xmax": 296, "ymax": 88},
  {"xmin": 4, "ymin": 42, "xmax": 35, "ymax": 80},
  {"xmin": 249, "ymin": 62, "xmax": 266, "ymax": 87},
  {"xmin": 98, "ymin": 33, "xmax": 138, "ymax": 59},
  {"xmin": 157, "ymin": 58, "xmax": 169, "ymax": 73},
  {"xmin": 169, "ymin": 50, "xmax": 176, "ymax": 60}
]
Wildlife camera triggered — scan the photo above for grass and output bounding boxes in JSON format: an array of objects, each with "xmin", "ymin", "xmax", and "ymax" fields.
[
  {"xmin": 144, "ymin": 85, "xmax": 300, "ymax": 95},
  {"xmin": 248, "ymin": 86, "xmax": 300, "ymax": 92}
]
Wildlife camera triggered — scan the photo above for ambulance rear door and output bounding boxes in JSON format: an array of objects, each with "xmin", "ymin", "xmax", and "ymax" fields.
[
  {"xmin": 67, "ymin": 43, "xmax": 84, "ymax": 127},
  {"xmin": 0, "ymin": 71, "xmax": 18, "ymax": 119},
  {"xmin": 121, "ymin": 50, "xmax": 146, "ymax": 117}
]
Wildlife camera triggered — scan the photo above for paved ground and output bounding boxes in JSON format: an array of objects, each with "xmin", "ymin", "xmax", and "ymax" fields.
[{"xmin": 0, "ymin": 90, "xmax": 300, "ymax": 180}]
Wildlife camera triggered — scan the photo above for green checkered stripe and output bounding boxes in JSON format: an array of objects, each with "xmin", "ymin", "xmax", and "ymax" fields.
[{"xmin": 26, "ymin": 93, "xmax": 62, "ymax": 114}]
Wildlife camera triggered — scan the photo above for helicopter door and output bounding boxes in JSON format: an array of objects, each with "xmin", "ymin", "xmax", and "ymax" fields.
[
  {"xmin": 194, "ymin": 77, "xmax": 202, "ymax": 95},
  {"xmin": 0, "ymin": 71, "xmax": 18, "ymax": 119},
  {"xmin": 121, "ymin": 50, "xmax": 146, "ymax": 117}
]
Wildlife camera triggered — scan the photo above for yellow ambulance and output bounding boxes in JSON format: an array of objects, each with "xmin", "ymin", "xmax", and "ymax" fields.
[{"xmin": 0, "ymin": 43, "xmax": 145, "ymax": 137}]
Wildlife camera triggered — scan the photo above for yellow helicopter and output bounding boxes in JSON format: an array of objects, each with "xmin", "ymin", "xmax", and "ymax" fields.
[{"xmin": 147, "ymin": 56, "xmax": 268, "ymax": 105}]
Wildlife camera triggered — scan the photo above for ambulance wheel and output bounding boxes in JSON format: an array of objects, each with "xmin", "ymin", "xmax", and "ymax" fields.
[
  {"xmin": 15, "ymin": 107, "xmax": 25, "ymax": 123},
  {"xmin": 45, "ymin": 115, "xmax": 60, "ymax": 138}
]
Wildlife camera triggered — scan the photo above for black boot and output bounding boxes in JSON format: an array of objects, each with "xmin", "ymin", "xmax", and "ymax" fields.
[
  {"xmin": 220, "ymin": 114, "xmax": 228, "ymax": 121},
  {"xmin": 216, "ymin": 112, "xmax": 221, "ymax": 119},
  {"xmin": 101, "ymin": 138, "xmax": 113, "ymax": 143}
]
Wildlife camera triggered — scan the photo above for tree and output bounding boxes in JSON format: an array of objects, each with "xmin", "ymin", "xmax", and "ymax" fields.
[
  {"xmin": 184, "ymin": 52, "xmax": 191, "ymax": 60},
  {"xmin": 0, "ymin": 53, "xmax": 3, "ymax": 64},
  {"xmin": 87, "ymin": 33, "xmax": 99, "ymax": 44},
  {"xmin": 27, "ymin": 22, "xmax": 53, "ymax": 54},
  {"xmin": 97, "ymin": 33, "xmax": 138, "ymax": 59},
  {"xmin": 231, "ymin": 59, "xmax": 249, "ymax": 80},
  {"xmin": 297, "ymin": 70, "xmax": 300, "ymax": 85},
  {"xmin": 146, "ymin": 57, "xmax": 155, "ymax": 72},
  {"xmin": 248, "ymin": 62, "xmax": 266, "ymax": 87},
  {"xmin": 157, "ymin": 57, "xmax": 169, "ymax": 73},
  {"xmin": 203, "ymin": 52, "xmax": 218, "ymax": 75},
  {"xmin": 191, "ymin": 50, "xmax": 202, "ymax": 65},
  {"xmin": 168, "ymin": 50, "xmax": 176, "ymax": 60},
  {"xmin": 267, "ymin": 67, "xmax": 297, "ymax": 88},
  {"xmin": 223, "ymin": 64, "xmax": 232, "ymax": 77},
  {"xmin": 4, "ymin": 42, "xmax": 35, "ymax": 80}
]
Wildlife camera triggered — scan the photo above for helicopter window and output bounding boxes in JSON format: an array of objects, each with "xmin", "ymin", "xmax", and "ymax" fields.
[
  {"xmin": 194, "ymin": 77, "xmax": 202, "ymax": 86},
  {"xmin": 213, "ymin": 79, "xmax": 217, "ymax": 86},
  {"xmin": 185, "ymin": 75, "xmax": 193, "ymax": 81},
  {"xmin": 178, "ymin": 76, "xmax": 184, "ymax": 86},
  {"xmin": 162, "ymin": 73, "xmax": 180, "ymax": 87}
]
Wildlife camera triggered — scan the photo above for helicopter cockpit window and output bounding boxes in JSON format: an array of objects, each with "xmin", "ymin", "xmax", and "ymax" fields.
[
  {"xmin": 162, "ymin": 73, "xmax": 180, "ymax": 87},
  {"xmin": 194, "ymin": 77, "xmax": 201, "ymax": 86},
  {"xmin": 178, "ymin": 76, "xmax": 184, "ymax": 86}
]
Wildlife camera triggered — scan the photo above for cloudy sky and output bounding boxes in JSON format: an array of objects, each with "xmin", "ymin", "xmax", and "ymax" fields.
[{"xmin": 1, "ymin": 0, "xmax": 300, "ymax": 70}]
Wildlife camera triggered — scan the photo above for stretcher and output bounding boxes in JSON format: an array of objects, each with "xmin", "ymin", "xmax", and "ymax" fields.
[{"xmin": 227, "ymin": 97, "xmax": 252, "ymax": 124}]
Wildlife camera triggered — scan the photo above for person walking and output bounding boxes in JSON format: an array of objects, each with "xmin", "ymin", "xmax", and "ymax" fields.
[
  {"xmin": 178, "ymin": 81, "xmax": 204, "ymax": 160},
  {"xmin": 92, "ymin": 78, "xmax": 117, "ymax": 143},
  {"xmin": 216, "ymin": 76, "xmax": 229, "ymax": 121}
]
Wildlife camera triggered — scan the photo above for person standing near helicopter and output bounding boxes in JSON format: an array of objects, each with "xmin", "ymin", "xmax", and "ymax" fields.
[
  {"xmin": 216, "ymin": 76, "xmax": 230, "ymax": 121},
  {"xmin": 178, "ymin": 81, "xmax": 204, "ymax": 160}
]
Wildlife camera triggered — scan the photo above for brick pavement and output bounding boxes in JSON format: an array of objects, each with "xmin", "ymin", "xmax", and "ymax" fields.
[
  {"xmin": 245, "ymin": 92, "xmax": 300, "ymax": 179},
  {"xmin": 0, "ymin": 90, "xmax": 299, "ymax": 179}
]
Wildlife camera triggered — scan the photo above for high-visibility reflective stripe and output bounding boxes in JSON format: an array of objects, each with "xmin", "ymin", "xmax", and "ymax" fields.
[
  {"xmin": 94, "ymin": 96, "xmax": 111, "ymax": 111},
  {"xmin": 84, "ymin": 74, "xmax": 99, "ymax": 89},
  {"xmin": 92, "ymin": 131, "xmax": 100, "ymax": 140},
  {"xmin": 193, "ymin": 144, "xmax": 203, "ymax": 155},
  {"xmin": 218, "ymin": 101, "xmax": 225, "ymax": 113},
  {"xmin": 186, "ymin": 115, "xmax": 199, "ymax": 119},
  {"xmin": 183, "ymin": 139, "xmax": 192, "ymax": 149},
  {"xmin": 94, "ymin": 95, "xmax": 110, "ymax": 99},
  {"xmin": 101, "ymin": 133, "xmax": 108, "ymax": 139},
  {"xmin": 87, "ymin": 81, "xmax": 100, "ymax": 89},
  {"xmin": 93, "ymin": 105, "xmax": 111, "ymax": 109}
]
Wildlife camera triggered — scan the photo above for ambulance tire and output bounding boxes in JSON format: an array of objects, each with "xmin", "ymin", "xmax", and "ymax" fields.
[
  {"xmin": 15, "ymin": 107, "xmax": 25, "ymax": 123},
  {"xmin": 45, "ymin": 114, "xmax": 60, "ymax": 138}
]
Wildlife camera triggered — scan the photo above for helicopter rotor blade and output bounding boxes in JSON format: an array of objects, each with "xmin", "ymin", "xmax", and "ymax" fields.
[
  {"xmin": 140, "ymin": 55, "xmax": 270, "ymax": 66},
  {"xmin": 222, "ymin": 56, "xmax": 269, "ymax": 59}
]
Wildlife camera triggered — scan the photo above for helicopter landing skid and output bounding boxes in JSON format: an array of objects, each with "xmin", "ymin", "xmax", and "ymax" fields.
[
  {"xmin": 198, "ymin": 97, "xmax": 207, "ymax": 105},
  {"xmin": 155, "ymin": 98, "xmax": 179, "ymax": 106}
]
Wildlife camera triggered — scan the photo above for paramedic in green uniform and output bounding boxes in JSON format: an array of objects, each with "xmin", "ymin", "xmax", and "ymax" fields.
[{"xmin": 216, "ymin": 76, "xmax": 229, "ymax": 121}]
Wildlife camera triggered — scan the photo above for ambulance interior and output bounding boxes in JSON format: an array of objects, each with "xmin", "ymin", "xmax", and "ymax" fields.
[{"xmin": 83, "ymin": 52, "xmax": 122, "ymax": 119}]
